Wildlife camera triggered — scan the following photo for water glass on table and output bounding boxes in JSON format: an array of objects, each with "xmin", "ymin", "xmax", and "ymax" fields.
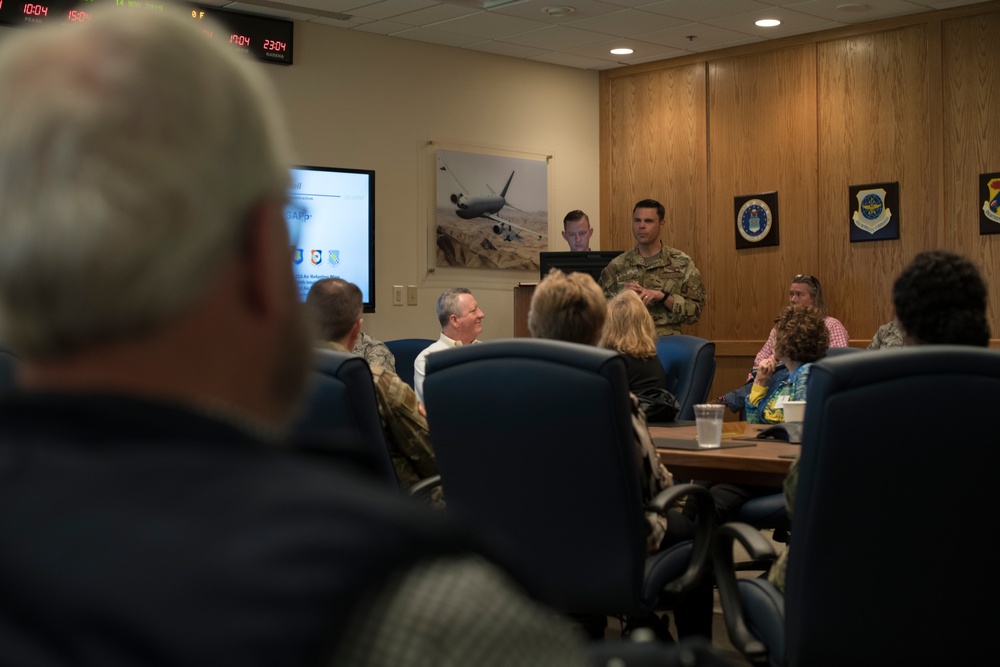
[{"xmin": 693, "ymin": 404, "xmax": 725, "ymax": 448}]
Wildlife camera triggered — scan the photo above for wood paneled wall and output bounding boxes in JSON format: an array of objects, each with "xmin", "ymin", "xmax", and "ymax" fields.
[{"xmin": 600, "ymin": 2, "xmax": 1000, "ymax": 404}]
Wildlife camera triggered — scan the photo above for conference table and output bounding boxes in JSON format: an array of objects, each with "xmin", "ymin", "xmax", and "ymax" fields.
[{"xmin": 651, "ymin": 421, "xmax": 798, "ymax": 487}]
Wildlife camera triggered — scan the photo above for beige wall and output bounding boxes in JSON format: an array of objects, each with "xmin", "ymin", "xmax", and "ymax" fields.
[{"xmin": 265, "ymin": 22, "xmax": 600, "ymax": 342}]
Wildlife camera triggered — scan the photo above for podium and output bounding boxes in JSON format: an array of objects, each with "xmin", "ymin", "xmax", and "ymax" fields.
[{"xmin": 513, "ymin": 283, "xmax": 536, "ymax": 338}]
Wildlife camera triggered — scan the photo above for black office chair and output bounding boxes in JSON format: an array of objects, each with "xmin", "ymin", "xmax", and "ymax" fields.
[
  {"xmin": 384, "ymin": 338, "xmax": 435, "ymax": 390},
  {"xmin": 424, "ymin": 339, "xmax": 716, "ymax": 619},
  {"xmin": 713, "ymin": 346, "xmax": 1000, "ymax": 666},
  {"xmin": 823, "ymin": 345, "xmax": 864, "ymax": 357},
  {"xmin": 0, "ymin": 346, "xmax": 19, "ymax": 393},
  {"xmin": 290, "ymin": 348, "xmax": 399, "ymax": 490},
  {"xmin": 655, "ymin": 335, "xmax": 716, "ymax": 421}
]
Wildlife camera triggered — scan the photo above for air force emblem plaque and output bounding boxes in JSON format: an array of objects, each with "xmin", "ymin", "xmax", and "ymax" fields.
[
  {"xmin": 853, "ymin": 188, "xmax": 891, "ymax": 234},
  {"xmin": 328, "ymin": 250, "xmax": 341, "ymax": 266},
  {"xmin": 980, "ymin": 172, "xmax": 1000, "ymax": 235},
  {"xmin": 849, "ymin": 181, "xmax": 900, "ymax": 242},
  {"xmin": 734, "ymin": 191, "xmax": 779, "ymax": 249}
]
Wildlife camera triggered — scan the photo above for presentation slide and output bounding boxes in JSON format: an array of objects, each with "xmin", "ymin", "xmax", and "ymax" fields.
[{"xmin": 286, "ymin": 167, "xmax": 373, "ymax": 306}]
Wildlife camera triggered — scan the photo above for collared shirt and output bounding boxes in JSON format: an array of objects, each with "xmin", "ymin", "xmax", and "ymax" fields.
[{"xmin": 413, "ymin": 334, "xmax": 480, "ymax": 405}]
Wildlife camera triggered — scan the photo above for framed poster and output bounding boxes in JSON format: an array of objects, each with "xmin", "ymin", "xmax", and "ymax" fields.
[
  {"xmin": 734, "ymin": 192, "xmax": 779, "ymax": 250},
  {"xmin": 850, "ymin": 182, "xmax": 899, "ymax": 242},
  {"xmin": 434, "ymin": 148, "xmax": 548, "ymax": 270}
]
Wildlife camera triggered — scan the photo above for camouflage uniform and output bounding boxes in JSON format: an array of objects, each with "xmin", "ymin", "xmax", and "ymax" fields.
[
  {"xmin": 767, "ymin": 457, "xmax": 798, "ymax": 592},
  {"xmin": 598, "ymin": 245, "xmax": 706, "ymax": 336},
  {"xmin": 353, "ymin": 331, "xmax": 396, "ymax": 372},
  {"xmin": 324, "ymin": 342, "xmax": 442, "ymax": 506},
  {"xmin": 867, "ymin": 320, "xmax": 903, "ymax": 350}
]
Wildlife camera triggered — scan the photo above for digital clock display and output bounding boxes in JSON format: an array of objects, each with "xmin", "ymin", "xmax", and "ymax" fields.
[{"xmin": 0, "ymin": 1, "xmax": 294, "ymax": 65}]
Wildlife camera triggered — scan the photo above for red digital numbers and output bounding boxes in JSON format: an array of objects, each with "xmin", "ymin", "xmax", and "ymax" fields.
[
  {"xmin": 229, "ymin": 34, "xmax": 251, "ymax": 47},
  {"xmin": 23, "ymin": 3, "xmax": 48, "ymax": 16},
  {"xmin": 263, "ymin": 39, "xmax": 286, "ymax": 53},
  {"xmin": 68, "ymin": 9, "xmax": 90, "ymax": 22}
]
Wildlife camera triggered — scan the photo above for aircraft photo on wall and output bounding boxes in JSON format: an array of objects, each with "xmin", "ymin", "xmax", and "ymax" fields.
[{"xmin": 435, "ymin": 148, "xmax": 548, "ymax": 271}]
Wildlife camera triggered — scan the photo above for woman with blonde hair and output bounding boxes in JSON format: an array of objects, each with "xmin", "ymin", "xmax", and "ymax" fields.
[{"xmin": 600, "ymin": 291, "xmax": 678, "ymax": 422}]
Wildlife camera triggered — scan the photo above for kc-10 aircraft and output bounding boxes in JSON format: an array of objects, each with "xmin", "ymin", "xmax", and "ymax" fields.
[{"xmin": 438, "ymin": 155, "xmax": 545, "ymax": 242}]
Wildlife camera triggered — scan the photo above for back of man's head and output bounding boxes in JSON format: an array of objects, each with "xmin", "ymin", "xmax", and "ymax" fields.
[
  {"xmin": 528, "ymin": 269, "xmax": 607, "ymax": 345},
  {"xmin": 305, "ymin": 279, "xmax": 362, "ymax": 343},
  {"xmin": 0, "ymin": 8, "xmax": 293, "ymax": 360},
  {"xmin": 893, "ymin": 250, "xmax": 990, "ymax": 346}
]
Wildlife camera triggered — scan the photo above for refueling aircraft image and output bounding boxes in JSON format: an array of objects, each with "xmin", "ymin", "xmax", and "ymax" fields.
[{"xmin": 438, "ymin": 154, "xmax": 545, "ymax": 242}]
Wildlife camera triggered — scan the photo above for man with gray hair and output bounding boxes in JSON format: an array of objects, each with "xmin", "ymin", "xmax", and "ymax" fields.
[
  {"xmin": 413, "ymin": 287, "xmax": 485, "ymax": 404},
  {"xmin": 0, "ymin": 9, "xmax": 583, "ymax": 666}
]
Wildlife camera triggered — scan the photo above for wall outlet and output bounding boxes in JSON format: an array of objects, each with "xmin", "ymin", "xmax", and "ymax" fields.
[
  {"xmin": 406, "ymin": 285, "xmax": 418, "ymax": 306},
  {"xmin": 393, "ymin": 285, "xmax": 404, "ymax": 306}
]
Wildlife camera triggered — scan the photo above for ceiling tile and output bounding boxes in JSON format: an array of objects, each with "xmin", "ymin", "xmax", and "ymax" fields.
[
  {"xmin": 638, "ymin": 0, "xmax": 774, "ymax": 22},
  {"xmin": 562, "ymin": 37, "xmax": 688, "ymax": 62},
  {"xmin": 428, "ymin": 12, "xmax": 553, "ymax": 38},
  {"xmin": 529, "ymin": 51, "xmax": 625, "ymax": 69},
  {"xmin": 223, "ymin": 2, "xmax": 316, "ymax": 21},
  {"xmin": 353, "ymin": 19, "xmax": 423, "ymax": 34},
  {"xmin": 462, "ymin": 39, "xmax": 553, "ymax": 58},
  {"xmin": 635, "ymin": 22, "xmax": 764, "ymax": 51},
  {"xmin": 347, "ymin": 0, "xmax": 442, "ymax": 20},
  {"xmin": 785, "ymin": 0, "xmax": 929, "ymax": 24},
  {"xmin": 489, "ymin": 0, "xmax": 626, "ymax": 24},
  {"xmin": 567, "ymin": 9, "xmax": 690, "ymax": 35},
  {"xmin": 386, "ymin": 4, "xmax": 482, "ymax": 25},
  {"xmin": 391, "ymin": 25, "xmax": 488, "ymax": 45},
  {"xmin": 497, "ymin": 24, "xmax": 610, "ymax": 48},
  {"xmin": 704, "ymin": 7, "xmax": 844, "ymax": 37}
]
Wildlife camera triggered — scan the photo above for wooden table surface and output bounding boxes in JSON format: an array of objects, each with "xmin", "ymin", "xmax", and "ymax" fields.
[{"xmin": 650, "ymin": 421, "xmax": 798, "ymax": 487}]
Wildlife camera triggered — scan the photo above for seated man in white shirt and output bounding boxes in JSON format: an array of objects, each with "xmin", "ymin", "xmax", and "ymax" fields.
[
  {"xmin": 413, "ymin": 288, "xmax": 484, "ymax": 405},
  {"xmin": 719, "ymin": 274, "xmax": 849, "ymax": 412}
]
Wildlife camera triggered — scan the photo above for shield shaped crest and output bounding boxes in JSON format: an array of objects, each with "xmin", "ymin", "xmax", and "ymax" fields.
[{"xmin": 852, "ymin": 188, "xmax": 891, "ymax": 234}]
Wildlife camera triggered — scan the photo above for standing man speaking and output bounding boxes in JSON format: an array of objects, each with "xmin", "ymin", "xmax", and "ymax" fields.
[{"xmin": 599, "ymin": 199, "xmax": 705, "ymax": 336}]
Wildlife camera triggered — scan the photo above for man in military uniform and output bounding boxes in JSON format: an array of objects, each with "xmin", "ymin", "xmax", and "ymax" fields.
[
  {"xmin": 305, "ymin": 278, "xmax": 440, "ymax": 497},
  {"xmin": 598, "ymin": 199, "xmax": 705, "ymax": 336},
  {"xmin": 354, "ymin": 330, "xmax": 396, "ymax": 371}
]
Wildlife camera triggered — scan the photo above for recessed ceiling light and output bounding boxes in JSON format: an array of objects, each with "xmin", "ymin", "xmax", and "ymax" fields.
[
  {"xmin": 542, "ymin": 6, "xmax": 574, "ymax": 17},
  {"xmin": 610, "ymin": 48, "xmax": 634, "ymax": 55},
  {"xmin": 756, "ymin": 19, "xmax": 781, "ymax": 27}
]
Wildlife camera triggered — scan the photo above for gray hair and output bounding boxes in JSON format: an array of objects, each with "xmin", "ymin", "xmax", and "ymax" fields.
[
  {"xmin": 436, "ymin": 288, "xmax": 472, "ymax": 329},
  {"xmin": 0, "ymin": 8, "xmax": 293, "ymax": 358}
]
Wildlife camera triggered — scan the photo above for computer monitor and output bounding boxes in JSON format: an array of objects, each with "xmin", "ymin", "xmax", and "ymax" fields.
[{"xmin": 538, "ymin": 251, "xmax": 623, "ymax": 284}]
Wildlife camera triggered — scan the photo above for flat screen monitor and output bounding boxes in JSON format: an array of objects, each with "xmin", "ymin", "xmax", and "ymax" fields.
[
  {"xmin": 286, "ymin": 165, "xmax": 375, "ymax": 312},
  {"xmin": 539, "ymin": 251, "xmax": 623, "ymax": 284}
]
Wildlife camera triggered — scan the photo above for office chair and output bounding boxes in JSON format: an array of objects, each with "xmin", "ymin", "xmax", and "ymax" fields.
[
  {"xmin": 655, "ymin": 335, "xmax": 716, "ymax": 421},
  {"xmin": 290, "ymin": 348, "xmax": 399, "ymax": 490},
  {"xmin": 823, "ymin": 345, "xmax": 864, "ymax": 357},
  {"xmin": 384, "ymin": 338, "xmax": 435, "ymax": 389},
  {"xmin": 713, "ymin": 346, "xmax": 1000, "ymax": 666},
  {"xmin": 0, "ymin": 346, "xmax": 18, "ymax": 393},
  {"xmin": 424, "ymin": 339, "xmax": 716, "ymax": 618}
]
